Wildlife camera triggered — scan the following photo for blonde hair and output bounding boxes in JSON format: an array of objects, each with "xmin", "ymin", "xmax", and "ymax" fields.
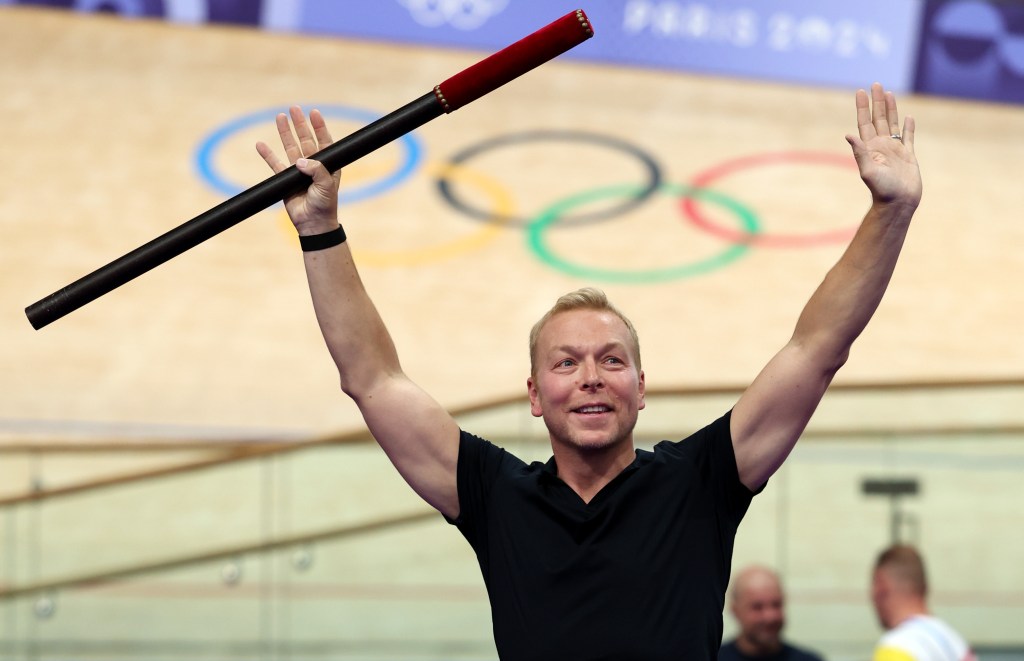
[{"xmin": 529, "ymin": 287, "xmax": 641, "ymax": 375}]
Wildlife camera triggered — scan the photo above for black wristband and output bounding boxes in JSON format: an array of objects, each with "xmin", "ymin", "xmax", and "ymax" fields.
[{"xmin": 299, "ymin": 225, "xmax": 346, "ymax": 252}]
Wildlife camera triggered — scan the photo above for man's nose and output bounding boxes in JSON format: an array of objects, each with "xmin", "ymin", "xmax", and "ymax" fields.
[{"xmin": 579, "ymin": 360, "xmax": 603, "ymax": 389}]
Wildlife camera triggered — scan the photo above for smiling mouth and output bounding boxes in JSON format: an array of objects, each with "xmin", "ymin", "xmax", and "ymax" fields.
[{"xmin": 574, "ymin": 405, "xmax": 611, "ymax": 414}]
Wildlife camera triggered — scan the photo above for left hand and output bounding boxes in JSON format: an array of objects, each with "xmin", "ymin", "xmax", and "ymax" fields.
[{"xmin": 846, "ymin": 83, "xmax": 923, "ymax": 209}]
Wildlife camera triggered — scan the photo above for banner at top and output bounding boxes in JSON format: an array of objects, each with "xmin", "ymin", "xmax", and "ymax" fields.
[
  {"xmin": 276, "ymin": 0, "xmax": 924, "ymax": 91},
  {"xmin": 0, "ymin": 0, "xmax": 925, "ymax": 92}
]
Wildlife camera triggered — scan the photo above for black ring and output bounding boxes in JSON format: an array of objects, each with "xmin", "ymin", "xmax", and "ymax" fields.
[{"xmin": 436, "ymin": 130, "xmax": 663, "ymax": 228}]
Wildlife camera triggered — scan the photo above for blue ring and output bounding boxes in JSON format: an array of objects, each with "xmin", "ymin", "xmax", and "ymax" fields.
[{"xmin": 194, "ymin": 105, "xmax": 423, "ymax": 205}]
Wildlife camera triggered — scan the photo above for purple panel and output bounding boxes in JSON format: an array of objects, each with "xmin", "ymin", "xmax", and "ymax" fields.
[
  {"xmin": 5, "ymin": 0, "xmax": 74, "ymax": 7},
  {"xmin": 207, "ymin": 0, "xmax": 263, "ymax": 24},
  {"xmin": 6, "ymin": 0, "xmax": 262, "ymax": 23},
  {"xmin": 294, "ymin": 0, "xmax": 923, "ymax": 91},
  {"xmin": 915, "ymin": 0, "xmax": 1024, "ymax": 103}
]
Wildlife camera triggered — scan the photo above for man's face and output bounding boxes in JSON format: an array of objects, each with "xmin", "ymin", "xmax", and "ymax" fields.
[
  {"xmin": 527, "ymin": 309, "xmax": 645, "ymax": 453},
  {"xmin": 871, "ymin": 568, "xmax": 892, "ymax": 629},
  {"xmin": 733, "ymin": 576, "xmax": 785, "ymax": 653}
]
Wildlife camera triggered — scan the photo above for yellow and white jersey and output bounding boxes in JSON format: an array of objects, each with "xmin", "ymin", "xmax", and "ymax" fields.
[{"xmin": 874, "ymin": 616, "xmax": 976, "ymax": 661}]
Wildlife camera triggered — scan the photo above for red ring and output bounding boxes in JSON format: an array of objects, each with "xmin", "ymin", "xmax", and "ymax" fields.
[{"xmin": 681, "ymin": 151, "xmax": 860, "ymax": 248}]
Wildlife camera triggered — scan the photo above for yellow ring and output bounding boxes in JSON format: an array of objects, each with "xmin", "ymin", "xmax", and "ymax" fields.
[{"xmin": 278, "ymin": 161, "xmax": 512, "ymax": 267}]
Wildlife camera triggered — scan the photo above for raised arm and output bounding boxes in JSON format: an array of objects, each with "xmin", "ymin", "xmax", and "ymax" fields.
[
  {"xmin": 730, "ymin": 83, "xmax": 923, "ymax": 491},
  {"xmin": 256, "ymin": 107, "xmax": 460, "ymax": 518}
]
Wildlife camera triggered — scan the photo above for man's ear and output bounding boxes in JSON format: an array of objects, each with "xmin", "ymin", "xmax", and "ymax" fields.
[
  {"xmin": 637, "ymin": 370, "xmax": 646, "ymax": 410},
  {"xmin": 527, "ymin": 377, "xmax": 543, "ymax": 417}
]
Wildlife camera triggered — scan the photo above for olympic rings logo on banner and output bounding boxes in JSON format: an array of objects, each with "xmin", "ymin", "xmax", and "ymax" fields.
[
  {"xmin": 396, "ymin": 0, "xmax": 510, "ymax": 30},
  {"xmin": 196, "ymin": 109, "xmax": 857, "ymax": 284}
]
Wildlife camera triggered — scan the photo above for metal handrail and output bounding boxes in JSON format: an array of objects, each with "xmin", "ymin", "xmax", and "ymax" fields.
[
  {"xmin": 2, "ymin": 377, "xmax": 1022, "ymax": 507},
  {"xmin": 0, "ymin": 509, "xmax": 438, "ymax": 600}
]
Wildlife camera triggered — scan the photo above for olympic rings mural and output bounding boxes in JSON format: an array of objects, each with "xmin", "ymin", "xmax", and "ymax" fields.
[{"xmin": 195, "ymin": 105, "xmax": 860, "ymax": 284}]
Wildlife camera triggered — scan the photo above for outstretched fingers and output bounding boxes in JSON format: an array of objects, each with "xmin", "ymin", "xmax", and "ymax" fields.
[
  {"xmin": 289, "ymin": 105, "xmax": 321, "ymax": 159},
  {"xmin": 871, "ymin": 83, "xmax": 891, "ymax": 139},
  {"xmin": 308, "ymin": 108, "xmax": 341, "ymax": 186},
  {"xmin": 256, "ymin": 106, "xmax": 338, "ymax": 174},
  {"xmin": 884, "ymin": 89, "xmax": 901, "ymax": 138},
  {"xmin": 854, "ymin": 88, "xmax": 874, "ymax": 144},
  {"xmin": 255, "ymin": 137, "xmax": 287, "ymax": 174},
  {"xmin": 309, "ymin": 108, "xmax": 334, "ymax": 148},
  {"xmin": 900, "ymin": 115, "xmax": 916, "ymax": 150},
  {"xmin": 852, "ymin": 83, "xmax": 911, "ymax": 147},
  {"xmin": 847, "ymin": 83, "xmax": 923, "ymax": 206},
  {"xmin": 273, "ymin": 109, "xmax": 302, "ymax": 162}
]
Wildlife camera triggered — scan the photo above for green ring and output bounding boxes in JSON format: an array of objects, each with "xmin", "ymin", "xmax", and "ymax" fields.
[{"xmin": 527, "ymin": 183, "xmax": 762, "ymax": 284}]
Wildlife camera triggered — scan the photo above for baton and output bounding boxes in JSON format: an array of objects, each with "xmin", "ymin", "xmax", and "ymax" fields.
[{"xmin": 26, "ymin": 9, "xmax": 594, "ymax": 330}]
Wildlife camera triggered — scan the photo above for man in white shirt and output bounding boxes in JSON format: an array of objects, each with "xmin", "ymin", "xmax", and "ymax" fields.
[{"xmin": 871, "ymin": 545, "xmax": 976, "ymax": 661}]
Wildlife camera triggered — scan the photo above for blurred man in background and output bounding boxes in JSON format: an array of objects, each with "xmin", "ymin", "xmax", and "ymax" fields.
[
  {"xmin": 871, "ymin": 545, "xmax": 976, "ymax": 661},
  {"xmin": 720, "ymin": 565, "xmax": 826, "ymax": 661}
]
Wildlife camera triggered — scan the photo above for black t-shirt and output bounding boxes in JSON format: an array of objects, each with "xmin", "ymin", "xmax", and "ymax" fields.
[
  {"xmin": 448, "ymin": 411, "xmax": 755, "ymax": 660},
  {"xmin": 719, "ymin": 640, "xmax": 826, "ymax": 661}
]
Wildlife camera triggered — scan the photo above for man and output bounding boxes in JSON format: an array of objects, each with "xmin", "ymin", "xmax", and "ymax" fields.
[
  {"xmin": 871, "ymin": 545, "xmax": 976, "ymax": 661},
  {"xmin": 255, "ymin": 82, "xmax": 922, "ymax": 659},
  {"xmin": 720, "ymin": 565, "xmax": 825, "ymax": 661}
]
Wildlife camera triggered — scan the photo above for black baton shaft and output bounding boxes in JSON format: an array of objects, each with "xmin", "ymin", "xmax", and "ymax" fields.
[{"xmin": 25, "ymin": 93, "xmax": 443, "ymax": 330}]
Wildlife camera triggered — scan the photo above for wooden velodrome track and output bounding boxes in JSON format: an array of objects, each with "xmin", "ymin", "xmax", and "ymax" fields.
[
  {"xmin": 2, "ymin": 6, "xmax": 1023, "ymax": 444},
  {"xmin": 1, "ymin": 6, "xmax": 1024, "ymax": 657}
]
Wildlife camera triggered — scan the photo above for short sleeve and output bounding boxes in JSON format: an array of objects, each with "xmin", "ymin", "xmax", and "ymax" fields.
[
  {"xmin": 705, "ymin": 409, "xmax": 761, "ymax": 519},
  {"xmin": 655, "ymin": 410, "xmax": 758, "ymax": 524},
  {"xmin": 444, "ymin": 430, "xmax": 520, "ymax": 551}
]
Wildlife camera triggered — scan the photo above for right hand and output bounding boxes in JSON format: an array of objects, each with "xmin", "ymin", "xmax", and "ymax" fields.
[{"xmin": 255, "ymin": 106, "xmax": 342, "ymax": 235}]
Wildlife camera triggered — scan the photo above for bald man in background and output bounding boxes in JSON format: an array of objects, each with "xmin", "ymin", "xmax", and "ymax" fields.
[{"xmin": 719, "ymin": 565, "xmax": 826, "ymax": 661}]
